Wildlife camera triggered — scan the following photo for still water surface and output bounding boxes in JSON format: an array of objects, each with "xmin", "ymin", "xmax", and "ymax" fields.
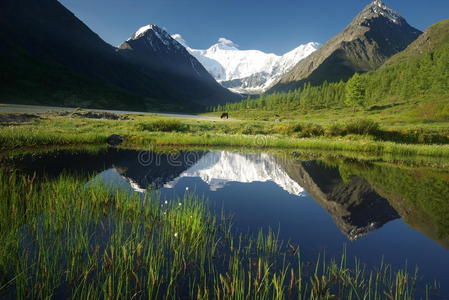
[{"xmin": 4, "ymin": 147, "xmax": 449, "ymax": 296}]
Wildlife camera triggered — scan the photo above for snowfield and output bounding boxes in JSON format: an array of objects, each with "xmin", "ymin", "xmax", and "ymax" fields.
[
  {"xmin": 172, "ymin": 35, "xmax": 319, "ymax": 93},
  {"xmin": 128, "ymin": 25, "xmax": 319, "ymax": 94}
]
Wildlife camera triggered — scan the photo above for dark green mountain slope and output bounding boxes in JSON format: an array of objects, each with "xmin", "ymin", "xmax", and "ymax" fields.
[
  {"xmin": 118, "ymin": 25, "xmax": 239, "ymax": 108},
  {"xmin": 0, "ymin": 0, "xmax": 237, "ymax": 111},
  {"xmin": 0, "ymin": 36, "xmax": 174, "ymax": 111}
]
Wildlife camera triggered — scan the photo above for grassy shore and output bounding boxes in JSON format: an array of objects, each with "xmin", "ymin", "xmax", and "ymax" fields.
[
  {"xmin": 0, "ymin": 171, "xmax": 436, "ymax": 299},
  {"xmin": 1, "ymin": 112, "xmax": 449, "ymax": 157}
]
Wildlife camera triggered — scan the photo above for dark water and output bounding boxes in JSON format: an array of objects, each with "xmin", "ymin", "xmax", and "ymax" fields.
[{"xmin": 3, "ymin": 147, "xmax": 449, "ymax": 296}]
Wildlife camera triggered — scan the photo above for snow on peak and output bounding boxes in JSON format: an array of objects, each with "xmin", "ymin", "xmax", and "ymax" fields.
[
  {"xmin": 171, "ymin": 33, "xmax": 188, "ymax": 47},
  {"xmin": 128, "ymin": 24, "xmax": 185, "ymax": 50},
  {"xmin": 365, "ymin": 0, "xmax": 402, "ymax": 24},
  {"xmin": 130, "ymin": 24, "xmax": 169, "ymax": 41},
  {"xmin": 134, "ymin": 24, "xmax": 155, "ymax": 37},
  {"xmin": 217, "ymin": 37, "xmax": 239, "ymax": 50},
  {"xmin": 179, "ymin": 36, "xmax": 319, "ymax": 93},
  {"xmin": 131, "ymin": 26, "xmax": 319, "ymax": 94},
  {"xmin": 164, "ymin": 151, "xmax": 306, "ymax": 196},
  {"xmin": 373, "ymin": 0, "xmax": 385, "ymax": 8}
]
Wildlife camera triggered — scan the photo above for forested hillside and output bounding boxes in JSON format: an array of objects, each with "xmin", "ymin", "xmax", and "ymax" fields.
[{"xmin": 215, "ymin": 19, "xmax": 449, "ymax": 114}]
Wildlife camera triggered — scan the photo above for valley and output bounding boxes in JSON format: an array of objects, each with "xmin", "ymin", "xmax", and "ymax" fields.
[{"xmin": 1, "ymin": 0, "xmax": 448, "ymax": 299}]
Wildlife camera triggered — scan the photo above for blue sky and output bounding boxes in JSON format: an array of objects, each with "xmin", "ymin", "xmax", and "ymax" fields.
[{"xmin": 59, "ymin": 0, "xmax": 448, "ymax": 54}]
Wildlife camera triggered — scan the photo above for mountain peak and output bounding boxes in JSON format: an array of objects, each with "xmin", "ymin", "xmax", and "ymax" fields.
[
  {"xmin": 129, "ymin": 24, "xmax": 174, "ymax": 43},
  {"xmin": 187, "ymin": 39, "xmax": 318, "ymax": 93},
  {"xmin": 132, "ymin": 24, "xmax": 157, "ymax": 38},
  {"xmin": 209, "ymin": 38, "xmax": 239, "ymax": 51},
  {"xmin": 269, "ymin": 0, "xmax": 421, "ymax": 92},
  {"xmin": 125, "ymin": 24, "xmax": 185, "ymax": 51},
  {"xmin": 359, "ymin": 0, "xmax": 404, "ymax": 25},
  {"xmin": 372, "ymin": 0, "xmax": 386, "ymax": 8}
]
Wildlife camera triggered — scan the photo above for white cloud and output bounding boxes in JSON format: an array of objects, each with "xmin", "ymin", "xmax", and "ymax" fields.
[
  {"xmin": 218, "ymin": 37, "xmax": 238, "ymax": 48},
  {"xmin": 171, "ymin": 33, "xmax": 188, "ymax": 47}
]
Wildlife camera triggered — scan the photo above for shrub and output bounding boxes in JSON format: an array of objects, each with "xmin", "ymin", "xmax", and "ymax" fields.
[
  {"xmin": 344, "ymin": 119, "xmax": 380, "ymax": 136},
  {"xmin": 271, "ymin": 123, "xmax": 302, "ymax": 135},
  {"xmin": 376, "ymin": 129, "xmax": 449, "ymax": 144},
  {"xmin": 408, "ymin": 130, "xmax": 449, "ymax": 144},
  {"xmin": 325, "ymin": 123, "xmax": 347, "ymax": 137},
  {"xmin": 239, "ymin": 124, "xmax": 266, "ymax": 135},
  {"xmin": 136, "ymin": 119, "xmax": 186, "ymax": 132},
  {"xmin": 272, "ymin": 123, "xmax": 324, "ymax": 137},
  {"xmin": 298, "ymin": 123, "xmax": 324, "ymax": 138}
]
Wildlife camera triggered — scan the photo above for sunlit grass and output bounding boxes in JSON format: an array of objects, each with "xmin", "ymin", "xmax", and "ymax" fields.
[{"xmin": 1, "ymin": 114, "xmax": 449, "ymax": 157}]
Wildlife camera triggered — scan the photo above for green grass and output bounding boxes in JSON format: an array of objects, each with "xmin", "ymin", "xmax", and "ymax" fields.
[
  {"xmin": 126, "ymin": 132, "xmax": 449, "ymax": 157},
  {"xmin": 135, "ymin": 119, "xmax": 187, "ymax": 132},
  {"xmin": 1, "ymin": 112, "xmax": 449, "ymax": 157},
  {"xmin": 0, "ymin": 171, "xmax": 436, "ymax": 299},
  {"xmin": 0, "ymin": 125, "xmax": 108, "ymax": 148}
]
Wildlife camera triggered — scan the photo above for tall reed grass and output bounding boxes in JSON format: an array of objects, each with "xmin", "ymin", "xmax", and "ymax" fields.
[{"xmin": 0, "ymin": 171, "xmax": 435, "ymax": 299}]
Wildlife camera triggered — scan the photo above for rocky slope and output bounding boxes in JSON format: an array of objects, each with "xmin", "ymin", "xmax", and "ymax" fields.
[{"xmin": 269, "ymin": 0, "xmax": 422, "ymax": 92}]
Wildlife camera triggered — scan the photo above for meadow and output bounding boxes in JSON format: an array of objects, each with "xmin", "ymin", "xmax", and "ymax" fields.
[{"xmin": 1, "ymin": 109, "xmax": 449, "ymax": 157}]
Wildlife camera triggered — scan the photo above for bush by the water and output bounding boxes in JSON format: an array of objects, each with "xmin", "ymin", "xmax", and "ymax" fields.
[
  {"xmin": 136, "ymin": 119, "xmax": 186, "ymax": 132},
  {"xmin": 344, "ymin": 119, "xmax": 380, "ymax": 135},
  {"xmin": 324, "ymin": 119, "xmax": 380, "ymax": 137},
  {"xmin": 272, "ymin": 123, "xmax": 324, "ymax": 138}
]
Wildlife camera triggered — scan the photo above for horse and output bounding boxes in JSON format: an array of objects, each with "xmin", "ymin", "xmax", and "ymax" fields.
[{"xmin": 220, "ymin": 112, "xmax": 229, "ymax": 119}]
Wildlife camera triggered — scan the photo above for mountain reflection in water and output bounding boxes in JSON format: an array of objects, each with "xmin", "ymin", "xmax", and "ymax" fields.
[
  {"xmin": 86, "ymin": 150, "xmax": 399, "ymax": 241},
  {"xmin": 5, "ymin": 147, "xmax": 449, "ymax": 292}
]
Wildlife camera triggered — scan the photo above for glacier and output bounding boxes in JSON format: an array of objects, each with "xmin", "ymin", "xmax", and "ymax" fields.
[{"xmin": 172, "ymin": 34, "xmax": 319, "ymax": 94}]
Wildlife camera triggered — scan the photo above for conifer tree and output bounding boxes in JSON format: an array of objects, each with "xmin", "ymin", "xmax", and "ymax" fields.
[{"xmin": 345, "ymin": 73, "xmax": 366, "ymax": 112}]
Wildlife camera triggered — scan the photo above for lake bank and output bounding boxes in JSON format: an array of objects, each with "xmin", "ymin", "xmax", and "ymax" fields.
[{"xmin": 2, "ymin": 112, "xmax": 449, "ymax": 158}]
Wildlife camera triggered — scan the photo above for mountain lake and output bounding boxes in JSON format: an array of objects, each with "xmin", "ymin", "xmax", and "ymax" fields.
[{"xmin": 1, "ymin": 147, "xmax": 448, "ymax": 298}]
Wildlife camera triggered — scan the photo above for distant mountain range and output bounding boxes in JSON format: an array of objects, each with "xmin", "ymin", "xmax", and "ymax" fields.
[
  {"xmin": 172, "ymin": 36, "xmax": 319, "ymax": 94},
  {"xmin": 117, "ymin": 25, "xmax": 239, "ymax": 107},
  {"xmin": 269, "ymin": 0, "xmax": 422, "ymax": 92},
  {"xmin": 0, "ymin": 0, "xmax": 434, "ymax": 111},
  {"xmin": 0, "ymin": 0, "xmax": 239, "ymax": 112}
]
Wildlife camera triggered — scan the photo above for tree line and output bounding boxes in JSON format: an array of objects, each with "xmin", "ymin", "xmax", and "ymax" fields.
[{"xmin": 213, "ymin": 41, "xmax": 449, "ymax": 112}]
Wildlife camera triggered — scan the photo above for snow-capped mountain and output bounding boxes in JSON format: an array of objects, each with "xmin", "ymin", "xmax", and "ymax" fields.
[
  {"xmin": 117, "ymin": 25, "xmax": 240, "ymax": 107},
  {"xmin": 172, "ymin": 34, "xmax": 319, "ymax": 94},
  {"xmin": 119, "ymin": 25, "xmax": 210, "ymax": 79},
  {"xmin": 165, "ymin": 151, "xmax": 306, "ymax": 195}
]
